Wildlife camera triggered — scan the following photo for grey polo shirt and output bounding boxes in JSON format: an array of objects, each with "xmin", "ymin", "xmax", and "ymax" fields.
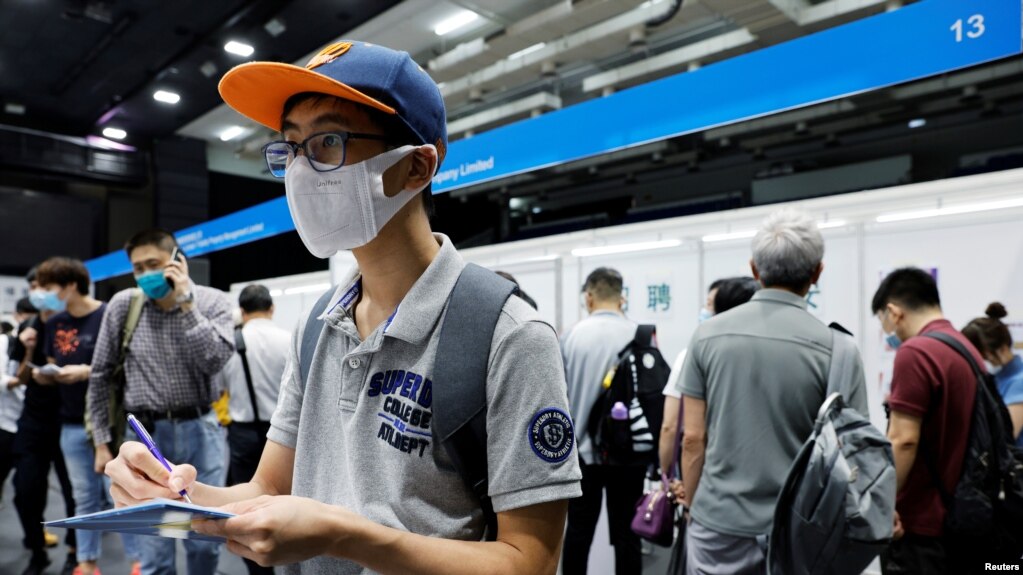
[
  {"xmin": 680, "ymin": 288, "xmax": 865, "ymax": 537},
  {"xmin": 561, "ymin": 311, "xmax": 637, "ymax": 465},
  {"xmin": 268, "ymin": 234, "xmax": 582, "ymax": 575}
]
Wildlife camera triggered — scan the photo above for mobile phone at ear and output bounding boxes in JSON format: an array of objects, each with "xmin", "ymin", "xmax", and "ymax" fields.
[{"xmin": 167, "ymin": 247, "xmax": 180, "ymax": 289}]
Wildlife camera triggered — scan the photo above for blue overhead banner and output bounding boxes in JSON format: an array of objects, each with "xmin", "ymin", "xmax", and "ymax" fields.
[
  {"xmin": 86, "ymin": 197, "xmax": 292, "ymax": 282},
  {"xmin": 432, "ymin": 0, "xmax": 1023, "ymax": 192},
  {"xmin": 86, "ymin": 0, "xmax": 1022, "ymax": 281}
]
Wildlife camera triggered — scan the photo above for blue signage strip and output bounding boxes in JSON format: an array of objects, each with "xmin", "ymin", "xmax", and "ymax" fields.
[
  {"xmin": 86, "ymin": 0, "xmax": 1021, "ymax": 281},
  {"xmin": 86, "ymin": 197, "xmax": 293, "ymax": 282},
  {"xmin": 432, "ymin": 0, "xmax": 1022, "ymax": 192}
]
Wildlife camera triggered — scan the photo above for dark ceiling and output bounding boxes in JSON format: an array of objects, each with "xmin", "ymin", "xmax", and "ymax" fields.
[{"xmin": 0, "ymin": 0, "xmax": 400, "ymax": 141}]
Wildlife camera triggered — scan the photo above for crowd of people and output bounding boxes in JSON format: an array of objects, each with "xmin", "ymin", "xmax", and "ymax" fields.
[
  {"xmin": 0, "ymin": 230, "xmax": 291, "ymax": 575},
  {"xmin": 559, "ymin": 209, "xmax": 1022, "ymax": 575}
]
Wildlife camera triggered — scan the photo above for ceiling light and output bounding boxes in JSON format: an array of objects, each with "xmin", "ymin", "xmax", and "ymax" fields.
[
  {"xmin": 268, "ymin": 289, "xmax": 283, "ymax": 297},
  {"xmin": 199, "ymin": 61, "xmax": 218, "ymax": 78},
  {"xmin": 4, "ymin": 102, "xmax": 26, "ymax": 115},
  {"xmin": 219, "ymin": 126, "xmax": 245, "ymax": 141},
  {"xmin": 908, "ymin": 118, "xmax": 926, "ymax": 129},
  {"xmin": 224, "ymin": 41, "xmax": 255, "ymax": 57},
  {"xmin": 816, "ymin": 220, "xmax": 847, "ymax": 230},
  {"xmin": 572, "ymin": 239, "xmax": 682, "ymax": 257},
  {"xmin": 102, "ymin": 127, "xmax": 127, "ymax": 140},
  {"xmin": 283, "ymin": 283, "xmax": 332, "ymax": 296},
  {"xmin": 702, "ymin": 230, "xmax": 756, "ymax": 243},
  {"xmin": 153, "ymin": 90, "xmax": 180, "ymax": 104},
  {"xmin": 876, "ymin": 197, "xmax": 1023, "ymax": 223},
  {"xmin": 508, "ymin": 43, "xmax": 546, "ymax": 60},
  {"xmin": 489, "ymin": 254, "xmax": 560, "ymax": 267},
  {"xmin": 434, "ymin": 10, "xmax": 479, "ymax": 36},
  {"xmin": 263, "ymin": 18, "xmax": 286, "ymax": 37}
]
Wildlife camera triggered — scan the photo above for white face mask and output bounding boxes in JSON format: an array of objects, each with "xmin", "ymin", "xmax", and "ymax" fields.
[
  {"xmin": 284, "ymin": 145, "xmax": 432, "ymax": 258},
  {"xmin": 985, "ymin": 360, "xmax": 1003, "ymax": 375}
]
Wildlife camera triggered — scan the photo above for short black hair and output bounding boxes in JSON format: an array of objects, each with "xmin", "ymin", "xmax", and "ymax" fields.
[
  {"xmin": 583, "ymin": 267, "xmax": 624, "ymax": 301},
  {"xmin": 0, "ymin": 321, "xmax": 13, "ymax": 335},
  {"xmin": 125, "ymin": 228, "xmax": 179, "ymax": 259},
  {"xmin": 15, "ymin": 297, "xmax": 37, "ymax": 315},
  {"xmin": 239, "ymin": 284, "xmax": 273, "ymax": 313},
  {"xmin": 714, "ymin": 276, "xmax": 760, "ymax": 314},
  {"xmin": 708, "ymin": 278, "xmax": 727, "ymax": 292},
  {"xmin": 281, "ymin": 92, "xmax": 434, "ymax": 218},
  {"xmin": 495, "ymin": 271, "xmax": 538, "ymax": 310},
  {"xmin": 25, "ymin": 266, "xmax": 37, "ymax": 285},
  {"xmin": 36, "ymin": 257, "xmax": 91, "ymax": 295},
  {"xmin": 871, "ymin": 267, "xmax": 941, "ymax": 314}
]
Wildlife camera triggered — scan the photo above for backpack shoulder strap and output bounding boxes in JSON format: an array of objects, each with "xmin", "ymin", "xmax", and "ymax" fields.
[
  {"xmin": 121, "ymin": 290, "xmax": 146, "ymax": 349},
  {"xmin": 298, "ymin": 287, "xmax": 338, "ymax": 391},
  {"xmin": 923, "ymin": 332, "xmax": 986, "ymax": 379},
  {"xmin": 119, "ymin": 289, "xmax": 146, "ymax": 360},
  {"xmin": 825, "ymin": 323, "xmax": 868, "ymax": 415},
  {"xmin": 234, "ymin": 327, "xmax": 261, "ymax": 422},
  {"xmin": 433, "ymin": 263, "xmax": 516, "ymax": 542}
]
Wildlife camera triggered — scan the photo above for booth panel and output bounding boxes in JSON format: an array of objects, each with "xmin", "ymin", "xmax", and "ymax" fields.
[{"xmin": 861, "ymin": 218, "xmax": 1023, "ymax": 429}]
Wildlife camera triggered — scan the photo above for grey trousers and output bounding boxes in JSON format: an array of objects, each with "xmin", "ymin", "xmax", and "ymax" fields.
[{"xmin": 685, "ymin": 520, "xmax": 768, "ymax": 575}]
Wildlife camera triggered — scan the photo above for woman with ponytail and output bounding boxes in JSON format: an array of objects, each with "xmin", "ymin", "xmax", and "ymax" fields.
[{"xmin": 963, "ymin": 303, "xmax": 1023, "ymax": 445}]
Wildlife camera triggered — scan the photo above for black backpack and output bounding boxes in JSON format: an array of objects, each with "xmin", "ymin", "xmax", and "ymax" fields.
[
  {"xmin": 586, "ymin": 325, "xmax": 669, "ymax": 466},
  {"xmin": 298, "ymin": 263, "xmax": 518, "ymax": 541},
  {"xmin": 923, "ymin": 332, "xmax": 1023, "ymax": 560}
]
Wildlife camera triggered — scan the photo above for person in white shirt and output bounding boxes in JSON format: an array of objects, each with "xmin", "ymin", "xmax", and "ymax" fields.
[
  {"xmin": 0, "ymin": 298, "xmax": 33, "ymax": 505},
  {"xmin": 214, "ymin": 284, "xmax": 290, "ymax": 575}
]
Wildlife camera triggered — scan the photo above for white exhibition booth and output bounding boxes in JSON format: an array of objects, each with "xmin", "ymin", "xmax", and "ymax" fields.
[{"xmin": 237, "ymin": 166, "xmax": 1023, "ymax": 435}]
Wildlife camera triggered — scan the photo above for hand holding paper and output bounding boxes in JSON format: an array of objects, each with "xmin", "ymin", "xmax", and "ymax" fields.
[{"xmin": 193, "ymin": 495, "xmax": 358, "ymax": 566}]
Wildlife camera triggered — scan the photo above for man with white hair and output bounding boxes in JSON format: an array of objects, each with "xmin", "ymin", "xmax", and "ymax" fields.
[{"xmin": 678, "ymin": 209, "xmax": 868, "ymax": 574}]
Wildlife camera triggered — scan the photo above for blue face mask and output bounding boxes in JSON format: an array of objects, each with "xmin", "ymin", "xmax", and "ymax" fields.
[
  {"xmin": 29, "ymin": 289, "xmax": 66, "ymax": 312},
  {"xmin": 135, "ymin": 270, "xmax": 172, "ymax": 300},
  {"xmin": 885, "ymin": 333, "xmax": 902, "ymax": 350},
  {"xmin": 28, "ymin": 289, "xmax": 48, "ymax": 311},
  {"xmin": 698, "ymin": 308, "xmax": 713, "ymax": 324}
]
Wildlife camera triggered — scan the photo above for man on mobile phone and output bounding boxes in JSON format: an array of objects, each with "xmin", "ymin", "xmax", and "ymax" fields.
[{"xmin": 87, "ymin": 229, "xmax": 234, "ymax": 575}]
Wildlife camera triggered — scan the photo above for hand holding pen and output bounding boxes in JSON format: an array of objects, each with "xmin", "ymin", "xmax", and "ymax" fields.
[{"xmin": 126, "ymin": 413, "xmax": 193, "ymax": 503}]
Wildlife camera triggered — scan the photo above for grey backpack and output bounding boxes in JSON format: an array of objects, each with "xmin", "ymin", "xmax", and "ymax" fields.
[
  {"xmin": 298, "ymin": 263, "xmax": 516, "ymax": 541},
  {"xmin": 768, "ymin": 327, "xmax": 897, "ymax": 575}
]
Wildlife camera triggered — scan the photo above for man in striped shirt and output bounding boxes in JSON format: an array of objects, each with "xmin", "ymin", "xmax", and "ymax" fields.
[{"xmin": 88, "ymin": 228, "xmax": 234, "ymax": 575}]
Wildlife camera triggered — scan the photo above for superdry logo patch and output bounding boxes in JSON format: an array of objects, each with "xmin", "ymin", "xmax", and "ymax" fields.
[
  {"xmin": 529, "ymin": 408, "xmax": 574, "ymax": 463},
  {"xmin": 371, "ymin": 370, "xmax": 433, "ymax": 457}
]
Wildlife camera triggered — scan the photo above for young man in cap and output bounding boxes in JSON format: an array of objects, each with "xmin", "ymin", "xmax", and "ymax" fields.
[{"xmin": 104, "ymin": 41, "xmax": 581, "ymax": 575}]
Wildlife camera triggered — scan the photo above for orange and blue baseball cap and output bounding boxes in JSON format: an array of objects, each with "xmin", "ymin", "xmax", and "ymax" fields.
[{"xmin": 219, "ymin": 41, "xmax": 447, "ymax": 163}]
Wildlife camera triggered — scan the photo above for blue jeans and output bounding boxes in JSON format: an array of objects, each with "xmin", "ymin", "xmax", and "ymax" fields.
[
  {"xmin": 126, "ymin": 411, "xmax": 227, "ymax": 575},
  {"xmin": 60, "ymin": 423, "xmax": 142, "ymax": 563}
]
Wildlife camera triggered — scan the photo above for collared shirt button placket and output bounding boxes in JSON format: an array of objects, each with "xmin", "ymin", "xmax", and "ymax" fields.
[{"xmin": 348, "ymin": 357, "xmax": 361, "ymax": 369}]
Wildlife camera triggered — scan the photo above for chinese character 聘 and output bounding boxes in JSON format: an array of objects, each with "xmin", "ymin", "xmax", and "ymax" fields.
[{"xmin": 647, "ymin": 283, "xmax": 671, "ymax": 312}]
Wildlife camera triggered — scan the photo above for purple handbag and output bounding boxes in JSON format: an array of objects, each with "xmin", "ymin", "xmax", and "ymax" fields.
[
  {"xmin": 630, "ymin": 395, "xmax": 685, "ymax": 547},
  {"xmin": 630, "ymin": 472, "xmax": 676, "ymax": 546}
]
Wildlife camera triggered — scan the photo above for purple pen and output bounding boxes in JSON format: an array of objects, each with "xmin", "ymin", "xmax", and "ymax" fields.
[{"xmin": 126, "ymin": 413, "xmax": 193, "ymax": 503}]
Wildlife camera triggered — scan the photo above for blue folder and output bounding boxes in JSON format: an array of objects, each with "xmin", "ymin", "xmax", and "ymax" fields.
[{"xmin": 45, "ymin": 499, "xmax": 235, "ymax": 542}]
